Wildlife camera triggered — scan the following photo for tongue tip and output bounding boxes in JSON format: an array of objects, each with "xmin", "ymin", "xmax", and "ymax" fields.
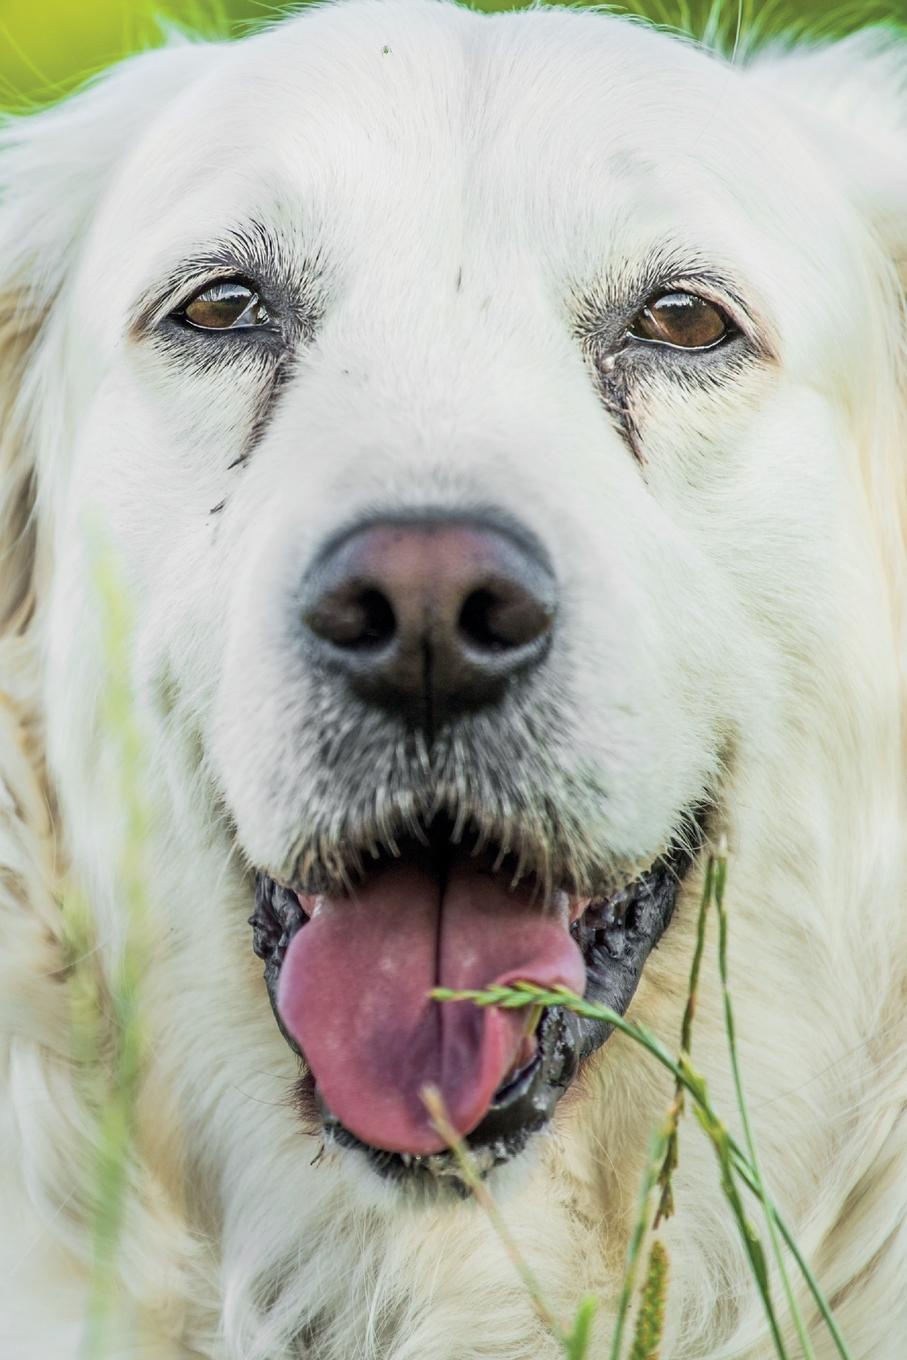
[
  {"xmin": 329, "ymin": 1088, "xmax": 486, "ymax": 1158},
  {"xmin": 341, "ymin": 1100, "xmax": 451, "ymax": 1157},
  {"xmin": 314, "ymin": 1002, "xmax": 528, "ymax": 1157}
]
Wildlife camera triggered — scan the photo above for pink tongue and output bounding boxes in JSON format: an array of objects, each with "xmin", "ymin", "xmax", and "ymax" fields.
[{"xmin": 277, "ymin": 862, "xmax": 586, "ymax": 1155}]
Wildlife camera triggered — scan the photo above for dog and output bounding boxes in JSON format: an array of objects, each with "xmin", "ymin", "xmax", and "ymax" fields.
[{"xmin": 1, "ymin": 1, "xmax": 906, "ymax": 1355}]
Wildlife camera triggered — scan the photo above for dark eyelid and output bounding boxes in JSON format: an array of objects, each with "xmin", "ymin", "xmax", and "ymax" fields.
[
  {"xmin": 131, "ymin": 266, "xmax": 267, "ymax": 338},
  {"xmin": 627, "ymin": 330, "xmax": 734, "ymax": 353},
  {"xmin": 127, "ymin": 221, "xmax": 288, "ymax": 339},
  {"xmin": 574, "ymin": 255, "xmax": 777, "ymax": 364},
  {"xmin": 643, "ymin": 274, "xmax": 778, "ymax": 362}
]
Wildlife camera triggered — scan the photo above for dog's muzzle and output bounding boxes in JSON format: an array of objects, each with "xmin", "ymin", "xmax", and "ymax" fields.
[{"xmin": 247, "ymin": 509, "xmax": 705, "ymax": 1183}]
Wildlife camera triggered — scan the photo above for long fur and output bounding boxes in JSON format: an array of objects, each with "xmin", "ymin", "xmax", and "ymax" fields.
[{"xmin": 1, "ymin": 3, "xmax": 906, "ymax": 1356}]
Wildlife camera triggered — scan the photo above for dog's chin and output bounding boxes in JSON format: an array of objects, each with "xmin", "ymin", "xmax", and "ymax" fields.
[{"xmin": 248, "ymin": 809, "xmax": 707, "ymax": 1191}]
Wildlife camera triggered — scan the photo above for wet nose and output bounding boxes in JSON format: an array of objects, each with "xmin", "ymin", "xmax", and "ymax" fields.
[{"xmin": 301, "ymin": 514, "xmax": 556, "ymax": 723}]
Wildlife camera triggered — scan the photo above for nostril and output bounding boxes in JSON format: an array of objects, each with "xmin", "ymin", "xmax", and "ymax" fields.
[
  {"xmin": 353, "ymin": 589, "xmax": 396, "ymax": 648},
  {"xmin": 306, "ymin": 586, "xmax": 396, "ymax": 650},
  {"xmin": 458, "ymin": 582, "xmax": 553, "ymax": 654},
  {"xmin": 459, "ymin": 588, "xmax": 504, "ymax": 651}
]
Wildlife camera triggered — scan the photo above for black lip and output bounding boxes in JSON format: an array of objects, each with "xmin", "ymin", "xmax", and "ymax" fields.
[{"xmin": 250, "ymin": 809, "xmax": 707, "ymax": 1186}]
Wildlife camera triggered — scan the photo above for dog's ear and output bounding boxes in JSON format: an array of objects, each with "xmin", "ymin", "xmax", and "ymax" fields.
[{"xmin": 0, "ymin": 41, "xmax": 211, "ymax": 636}]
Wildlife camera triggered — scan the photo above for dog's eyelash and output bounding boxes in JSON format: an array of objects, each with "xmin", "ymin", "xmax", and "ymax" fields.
[
  {"xmin": 573, "ymin": 262, "xmax": 768, "ymax": 358},
  {"xmin": 129, "ymin": 224, "xmax": 327, "ymax": 349},
  {"xmin": 581, "ymin": 288, "xmax": 755, "ymax": 398}
]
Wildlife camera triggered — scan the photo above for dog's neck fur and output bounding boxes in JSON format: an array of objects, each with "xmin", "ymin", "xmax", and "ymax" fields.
[{"xmin": 2, "ymin": 641, "xmax": 907, "ymax": 1360}]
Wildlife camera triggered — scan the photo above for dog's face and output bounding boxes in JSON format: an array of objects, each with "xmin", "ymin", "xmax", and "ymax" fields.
[{"xmin": 15, "ymin": 2, "xmax": 903, "ymax": 1187}]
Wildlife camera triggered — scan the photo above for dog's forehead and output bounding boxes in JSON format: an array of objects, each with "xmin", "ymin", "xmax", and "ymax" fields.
[
  {"xmin": 93, "ymin": 6, "xmax": 789, "ymax": 271},
  {"xmin": 74, "ymin": 0, "xmax": 856, "ymax": 363},
  {"xmin": 196, "ymin": 0, "xmax": 722, "ymax": 156}
]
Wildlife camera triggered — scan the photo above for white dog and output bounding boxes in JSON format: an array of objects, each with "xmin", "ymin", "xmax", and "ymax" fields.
[{"xmin": 1, "ymin": 2, "xmax": 905, "ymax": 1356}]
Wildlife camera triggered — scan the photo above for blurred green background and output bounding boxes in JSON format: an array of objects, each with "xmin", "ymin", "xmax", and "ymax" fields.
[{"xmin": 1, "ymin": 0, "xmax": 905, "ymax": 112}]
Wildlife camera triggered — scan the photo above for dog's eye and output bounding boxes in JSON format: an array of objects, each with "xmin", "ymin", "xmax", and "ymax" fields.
[
  {"xmin": 179, "ymin": 280, "xmax": 271, "ymax": 331},
  {"xmin": 628, "ymin": 292, "xmax": 729, "ymax": 350}
]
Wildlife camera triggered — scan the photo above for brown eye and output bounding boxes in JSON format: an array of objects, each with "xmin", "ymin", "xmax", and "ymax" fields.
[
  {"xmin": 181, "ymin": 280, "xmax": 271, "ymax": 331},
  {"xmin": 628, "ymin": 292, "xmax": 730, "ymax": 349}
]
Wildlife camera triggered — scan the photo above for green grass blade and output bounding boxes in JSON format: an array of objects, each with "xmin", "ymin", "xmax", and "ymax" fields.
[
  {"xmin": 433, "ymin": 981, "xmax": 855, "ymax": 1359},
  {"xmin": 713, "ymin": 850, "xmax": 817, "ymax": 1359},
  {"xmin": 564, "ymin": 1296, "xmax": 598, "ymax": 1360},
  {"xmin": 609, "ymin": 1123, "xmax": 670, "ymax": 1360},
  {"xmin": 421, "ymin": 1086, "xmax": 569, "ymax": 1349},
  {"xmin": 655, "ymin": 854, "xmax": 714, "ymax": 1225}
]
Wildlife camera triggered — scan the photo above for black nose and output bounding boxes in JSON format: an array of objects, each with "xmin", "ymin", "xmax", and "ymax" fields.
[{"xmin": 301, "ymin": 513, "xmax": 556, "ymax": 724}]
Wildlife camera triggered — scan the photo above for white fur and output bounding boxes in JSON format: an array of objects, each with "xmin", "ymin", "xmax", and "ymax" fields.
[{"xmin": 1, "ymin": 3, "xmax": 906, "ymax": 1356}]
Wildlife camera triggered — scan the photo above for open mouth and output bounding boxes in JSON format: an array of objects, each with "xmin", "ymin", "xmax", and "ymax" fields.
[{"xmin": 250, "ymin": 810, "xmax": 706, "ymax": 1183}]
